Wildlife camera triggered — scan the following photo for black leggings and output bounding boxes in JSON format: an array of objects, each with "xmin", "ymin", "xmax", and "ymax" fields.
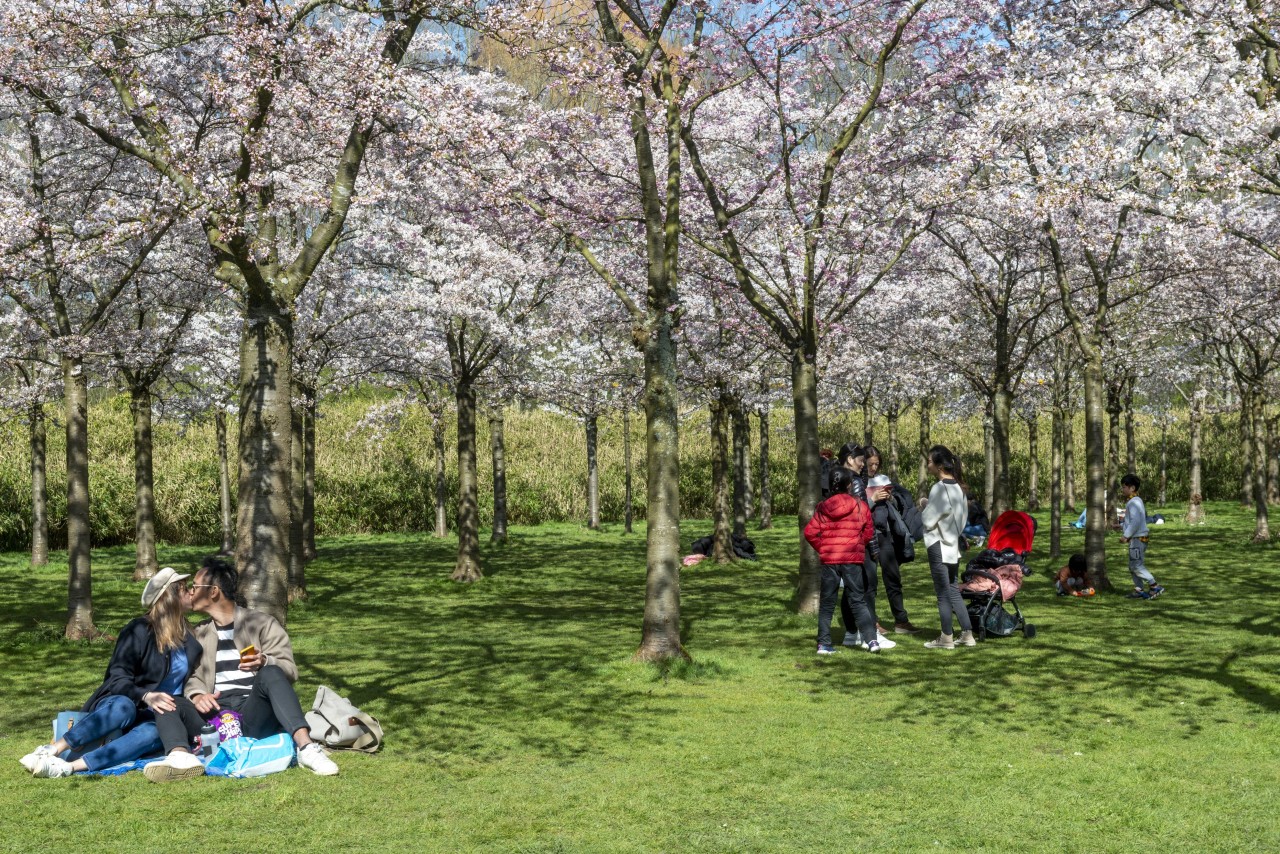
[
  {"xmin": 153, "ymin": 695, "xmax": 206, "ymax": 754},
  {"xmin": 927, "ymin": 542, "xmax": 972, "ymax": 636}
]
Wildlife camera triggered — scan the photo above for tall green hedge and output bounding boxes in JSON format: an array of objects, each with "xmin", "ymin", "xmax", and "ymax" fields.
[{"xmin": 0, "ymin": 389, "xmax": 1247, "ymax": 552}]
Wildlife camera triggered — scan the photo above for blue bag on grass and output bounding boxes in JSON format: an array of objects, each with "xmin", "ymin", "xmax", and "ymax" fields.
[{"xmin": 204, "ymin": 733, "xmax": 296, "ymax": 778}]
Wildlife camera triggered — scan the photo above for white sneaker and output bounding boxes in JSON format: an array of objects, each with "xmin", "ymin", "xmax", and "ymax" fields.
[
  {"xmin": 143, "ymin": 750, "xmax": 205, "ymax": 783},
  {"xmin": 31, "ymin": 753, "xmax": 74, "ymax": 778},
  {"xmin": 874, "ymin": 633, "xmax": 897, "ymax": 650},
  {"xmin": 20, "ymin": 744, "xmax": 56, "ymax": 772},
  {"xmin": 298, "ymin": 743, "xmax": 339, "ymax": 776}
]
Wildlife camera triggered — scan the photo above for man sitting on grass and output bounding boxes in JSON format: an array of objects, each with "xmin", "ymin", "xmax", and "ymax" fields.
[{"xmin": 182, "ymin": 556, "xmax": 338, "ymax": 776}]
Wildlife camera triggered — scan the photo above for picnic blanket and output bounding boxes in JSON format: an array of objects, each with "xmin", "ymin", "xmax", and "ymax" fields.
[{"xmin": 74, "ymin": 733, "xmax": 296, "ymax": 778}]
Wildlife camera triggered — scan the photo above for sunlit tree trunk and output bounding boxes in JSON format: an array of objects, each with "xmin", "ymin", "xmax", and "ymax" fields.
[
  {"xmin": 991, "ymin": 387, "xmax": 1013, "ymax": 517},
  {"xmin": 983, "ymin": 406, "xmax": 995, "ymax": 519},
  {"xmin": 1268, "ymin": 409, "xmax": 1279, "ymax": 506},
  {"xmin": 452, "ymin": 378, "xmax": 482, "ymax": 581},
  {"xmin": 1249, "ymin": 391, "xmax": 1270, "ymax": 542},
  {"xmin": 1026, "ymin": 413, "xmax": 1040, "ymax": 512},
  {"xmin": 1123, "ymin": 375, "xmax": 1137, "ymax": 476},
  {"xmin": 791, "ymin": 352, "xmax": 823, "ymax": 614},
  {"xmin": 887, "ymin": 403, "xmax": 900, "ymax": 481},
  {"xmin": 216, "ymin": 411, "xmax": 234, "ymax": 554},
  {"xmin": 30, "ymin": 402, "xmax": 49, "ymax": 568},
  {"xmin": 917, "ymin": 397, "xmax": 932, "ymax": 498},
  {"xmin": 1082, "ymin": 361, "xmax": 1113, "ymax": 590},
  {"xmin": 129, "ymin": 383, "xmax": 159, "ymax": 582},
  {"xmin": 432, "ymin": 408, "xmax": 448, "ymax": 538},
  {"xmin": 287, "ymin": 378, "xmax": 307, "ymax": 602},
  {"xmin": 585, "ymin": 413, "xmax": 600, "ymax": 531},
  {"xmin": 758, "ymin": 407, "xmax": 772, "ymax": 530},
  {"xmin": 1186, "ymin": 390, "xmax": 1205, "ymax": 525},
  {"xmin": 301, "ymin": 384, "xmax": 317, "ymax": 562},
  {"xmin": 62, "ymin": 356, "xmax": 96, "ymax": 639},
  {"xmin": 862, "ymin": 394, "xmax": 874, "ymax": 447},
  {"xmin": 1158, "ymin": 418, "xmax": 1168, "ymax": 507},
  {"xmin": 1063, "ymin": 407, "xmax": 1077, "ymax": 513},
  {"xmin": 709, "ymin": 387, "xmax": 734, "ymax": 563},
  {"xmin": 732, "ymin": 399, "xmax": 751, "ymax": 537},
  {"xmin": 1239, "ymin": 399, "xmax": 1253, "ymax": 507},
  {"xmin": 623, "ymin": 406, "xmax": 634, "ymax": 534},
  {"xmin": 1050, "ymin": 407, "xmax": 1063, "ymax": 559},
  {"xmin": 491, "ymin": 409, "xmax": 508, "ymax": 544},
  {"xmin": 1106, "ymin": 381, "xmax": 1122, "ymax": 523}
]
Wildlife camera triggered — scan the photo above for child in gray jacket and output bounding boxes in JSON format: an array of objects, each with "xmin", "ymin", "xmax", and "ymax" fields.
[{"xmin": 1120, "ymin": 474, "xmax": 1164, "ymax": 599}]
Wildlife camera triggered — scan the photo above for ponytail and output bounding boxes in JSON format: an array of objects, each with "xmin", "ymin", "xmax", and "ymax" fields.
[{"xmin": 927, "ymin": 444, "xmax": 965, "ymax": 487}]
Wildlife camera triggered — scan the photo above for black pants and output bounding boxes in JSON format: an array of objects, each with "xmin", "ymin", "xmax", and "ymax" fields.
[
  {"xmin": 927, "ymin": 542, "xmax": 972, "ymax": 636},
  {"xmin": 154, "ymin": 696, "xmax": 207, "ymax": 754},
  {"xmin": 875, "ymin": 533, "xmax": 909, "ymax": 624},
  {"xmin": 221, "ymin": 665, "xmax": 309, "ymax": 740},
  {"xmin": 819, "ymin": 563, "xmax": 877, "ymax": 646}
]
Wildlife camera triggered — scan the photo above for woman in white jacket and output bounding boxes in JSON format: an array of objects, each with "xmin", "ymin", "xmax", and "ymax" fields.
[{"xmin": 920, "ymin": 446, "xmax": 975, "ymax": 649}]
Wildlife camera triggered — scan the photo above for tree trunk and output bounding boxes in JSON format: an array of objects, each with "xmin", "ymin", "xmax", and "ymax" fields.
[
  {"xmin": 62, "ymin": 356, "xmax": 96, "ymax": 639},
  {"xmin": 1123, "ymin": 377, "xmax": 1137, "ymax": 476},
  {"xmin": 287, "ymin": 379, "xmax": 307, "ymax": 602},
  {"xmin": 991, "ymin": 388, "xmax": 1013, "ymax": 517},
  {"xmin": 452, "ymin": 379, "xmax": 483, "ymax": 582},
  {"xmin": 862, "ymin": 394, "xmax": 874, "ymax": 447},
  {"xmin": 1239, "ymin": 400, "xmax": 1253, "ymax": 507},
  {"xmin": 887, "ymin": 405, "xmax": 900, "ymax": 481},
  {"xmin": 1106, "ymin": 384, "xmax": 1121, "ymax": 522},
  {"xmin": 129, "ymin": 383, "xmax": 159, "ymax": 582},
  {"xmin": 633, "ymin": 307, "xmax": 686, "ymax": 662},
  {"xmin": 709, "ymin": 388, "xmax": 733, "ymax": 563},
  {"xmin": 491, "ymin": 409, "xmax": 508, "ymax": 543},
  {"xmin": 758, "ymin": 407, "xmax": 772, "ymax": 530},
  {"xmin": 1158, "ymin": 418, "xmax": 1168, "ymax": 507},
  {"xmin": 1249, "ymin": 390, "xmax": 1271, "ymax": 542},
  {"xmin": 432, "ymin": 410, "xmax": 448, "ymax": 538},
  {"xmin": 302, "ymin": 385, "xmax": 317, "ymax": 562},
  {"xmin": 918, "ymin": 397, "xmax": 931, "ymax": 498},
  {"xmin": 1186, "ymin": 390, "xmax": 1205, "ymax": 525},
  {"xmin": 623, "ymin": 406, "xmax": 634, "ymax": 534},
  {"xmin": 732, "ymin": 400, "xmax": 751, "ymax": 536},
  {"xmin": 1082, "ymin": 360, "xmax": 1113, "ymax": 590},
  {"xmin": 1050, "ymin": 407, "xmax": 1063, "ymax": 559},
  {"xmin": 983, "ymin": 406, "xmax": 995, "ymax": 520},
  {"xmin": 30, "ymin": 402, "xmax": 49, "ymax": 568},
  {"xmin": 235, "ymin": 296, "xmax": 294, "ymax": 625},
  {"xmin": 1026, "ymin": 414, "xmax": 1040, "ymax": 512},
  {"xmin": 585, "ymin": 414, "xmax": 600, "ymax": 531},
  {"xmin": 1063, "ymin": 407, "xmax": 1077, "ymax": 513},
  {"xmin": 791, "ymin": 353, "xmax": 822, "ymax": 615},
  {"xmin": 216, "ymin": 410, "xmax": 234, "ymax": 554},
  {"xmin": 1267, "ymin": 408, "xmax": 1279, "ymax": 505}
]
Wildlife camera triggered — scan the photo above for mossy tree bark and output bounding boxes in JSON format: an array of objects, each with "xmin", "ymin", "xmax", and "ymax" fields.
[
  {"xmin": 129, "ymin": 384, "xmax": 159, "ymax": 582},
  {"xmin": 1026, "ymin": 413, "xmax": 1040, "ymax": 512},
  {"xmin": 1158, "ymin": 417, "xmax": 1169, "ymax": 507},
  {"xmin": 917, "ymin": 397, "xmax": 932, "ymax": 498},
  {"xmin": 585, "ymin": 414, "xmax": 600, "ymax": 531},
  {"xmin": 1106, "ymin": 378, "xmax": 1122, "ymax": 523},
  {"xmin": 1050, "ymin": 406, "xmax": 1063, "ymax": 559},
  {"xmin": 216, "ymin": 410, "xmax": 235, "ymax": 554},
  {"xmin": 1248, "ymin": 390, "xmax": 1271, "ymax": 542},
  {"xmin": 1123, "ymin": 375, "xmax": 1137, "ymax": 476},
  {"xmin": 1268, "ymin": 409, "xmax": 1279, "ymax": 506},
  {"xmin": 1239, "ymin": 398, "xmax": 1253, "ymax": 507},
  {"xmin": 1063, "ymin": 406, "xmax": 1077, "ymax": 513},
  {"xmin": 431, "ymin": 407, "xmax": 448, "ymax": 538},
  {"xmin": 491, "ymin": 409, "xmax": 508, "ymax": 544},
  {"xmin": 886, "ymin": 404, "xmax": 900, "ymax": 482},
  {"xmin": 791, "ymin": 354, "xmax": 822, "ymax": 614},
  {"xmin": 982, "ymin": 407, "xmax": 995, "ymax": 519},
  {"xmin": 30, "ymin": 401, "xmax": 49, "ymax": 568},
  {"xmin": 991, "ymin": 389, "xmax": 1013, "ymax": 516}
]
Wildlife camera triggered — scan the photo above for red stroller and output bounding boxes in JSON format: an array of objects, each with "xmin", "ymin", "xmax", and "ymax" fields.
[{"xmin": 959, "ymin": 511, "xmax": 1037, "ymax": 640}]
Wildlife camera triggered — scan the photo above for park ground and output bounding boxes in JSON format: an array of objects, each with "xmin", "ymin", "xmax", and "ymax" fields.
[{"xmin": 0, "ymin": 503, "xmax": 1277, "ymax": 852}]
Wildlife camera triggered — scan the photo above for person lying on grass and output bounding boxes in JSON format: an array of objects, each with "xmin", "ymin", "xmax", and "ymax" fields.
[
  {"xmin": 21, "ymin": 567, "xmax": 207, "ymax": 780},
  {"xmin": 174, "ymin": 556, "xmax": 337, "ymax": 778}
]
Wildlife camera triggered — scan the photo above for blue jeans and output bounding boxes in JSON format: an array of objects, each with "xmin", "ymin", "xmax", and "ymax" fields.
[{"xmin": 62, "ymin": 695, "xmax": 163, "ymax": 771}]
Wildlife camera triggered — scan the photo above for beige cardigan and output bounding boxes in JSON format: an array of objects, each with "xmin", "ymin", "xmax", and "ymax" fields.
[{"xmin": 186, "ymin": 605, "xmax": 298, "ymax": 699}]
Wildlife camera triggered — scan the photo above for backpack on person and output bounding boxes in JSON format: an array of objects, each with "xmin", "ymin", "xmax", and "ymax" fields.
[
  {"xmin": 884, "ymin": 500, "xmax": 916, "ymax": 564},
  {"xmin": 892, "ymin": 485, "xmax": 925, "ymax": 542}
]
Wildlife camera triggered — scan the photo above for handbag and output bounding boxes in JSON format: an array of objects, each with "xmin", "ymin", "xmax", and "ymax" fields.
[{"xmin": 304, "ymin": 685, "xmax": 383, "ymax": 753}]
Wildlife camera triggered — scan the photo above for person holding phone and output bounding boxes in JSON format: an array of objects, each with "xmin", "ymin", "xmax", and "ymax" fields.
[{"xmin": 184, "ymin": 556, "xmax": 338, "ymax": 776}]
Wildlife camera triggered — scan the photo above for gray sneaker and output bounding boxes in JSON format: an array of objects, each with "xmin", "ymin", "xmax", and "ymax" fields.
[
  {"xmin": 923, "ymin": 634, "xmax": 955, "ymax": 650},
  {"xmin": 957, "ymin": 631, "xmax": 977, "ymax": 647}
]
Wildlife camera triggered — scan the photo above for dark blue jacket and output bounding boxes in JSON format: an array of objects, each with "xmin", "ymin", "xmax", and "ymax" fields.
[{"xmin": 81, "ymin": 617, "xmax": 203, "ymax": 713}]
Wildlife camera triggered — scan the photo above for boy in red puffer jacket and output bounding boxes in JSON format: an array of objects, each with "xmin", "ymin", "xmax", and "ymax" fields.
[{"xmin": 805, "ymin": 467, "xmax": 879, "ymax": 654}]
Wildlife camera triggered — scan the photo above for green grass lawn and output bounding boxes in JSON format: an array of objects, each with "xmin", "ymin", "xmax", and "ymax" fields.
[{"xmin": 1, "ymin": 503, "xmax": 1278, "ymax": 853}]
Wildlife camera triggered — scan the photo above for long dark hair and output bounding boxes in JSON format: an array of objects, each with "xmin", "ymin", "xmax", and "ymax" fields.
[
  {"xmin": 927, "ymin": 444, "xmax": 966, "ymax": 488},
  {"xmin": 829, "ymin": 467, "xmax": 854, "ymax": 496}
]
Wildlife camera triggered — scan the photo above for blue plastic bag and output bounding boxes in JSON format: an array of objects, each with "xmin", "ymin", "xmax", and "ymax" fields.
[{"xmin": 204, "ymin": 733, "xmax": 296, "ymax": 778}]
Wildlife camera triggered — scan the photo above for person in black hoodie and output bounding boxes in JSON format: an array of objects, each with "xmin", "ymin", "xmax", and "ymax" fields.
[
  {"xmin": 837, "ymin": 442, "xmax": 868, "ymax": 502},
  {"xmin": 865, "ymin": 472, "xmax": 922, "ymax": 635},
  {"xmin": 21, "ymin": 567, "xmax": 205, "ymax": 780}
]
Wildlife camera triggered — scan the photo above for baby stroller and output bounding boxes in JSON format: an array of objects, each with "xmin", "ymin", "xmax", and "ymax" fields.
[{"xmin": 959, "ymin": 510, "xmax": 1037, "ymax": 640}]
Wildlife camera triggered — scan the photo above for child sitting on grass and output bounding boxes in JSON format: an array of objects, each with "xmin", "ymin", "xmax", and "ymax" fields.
[{"xmin": 1054, "ymin": 553, "xmax": 1094, "ymax": 597}]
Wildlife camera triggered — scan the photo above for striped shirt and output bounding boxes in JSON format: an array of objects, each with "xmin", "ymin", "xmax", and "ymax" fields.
[{"xmin": 213, "ymin": 623, "xmax": 254, "ymax": 702}]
